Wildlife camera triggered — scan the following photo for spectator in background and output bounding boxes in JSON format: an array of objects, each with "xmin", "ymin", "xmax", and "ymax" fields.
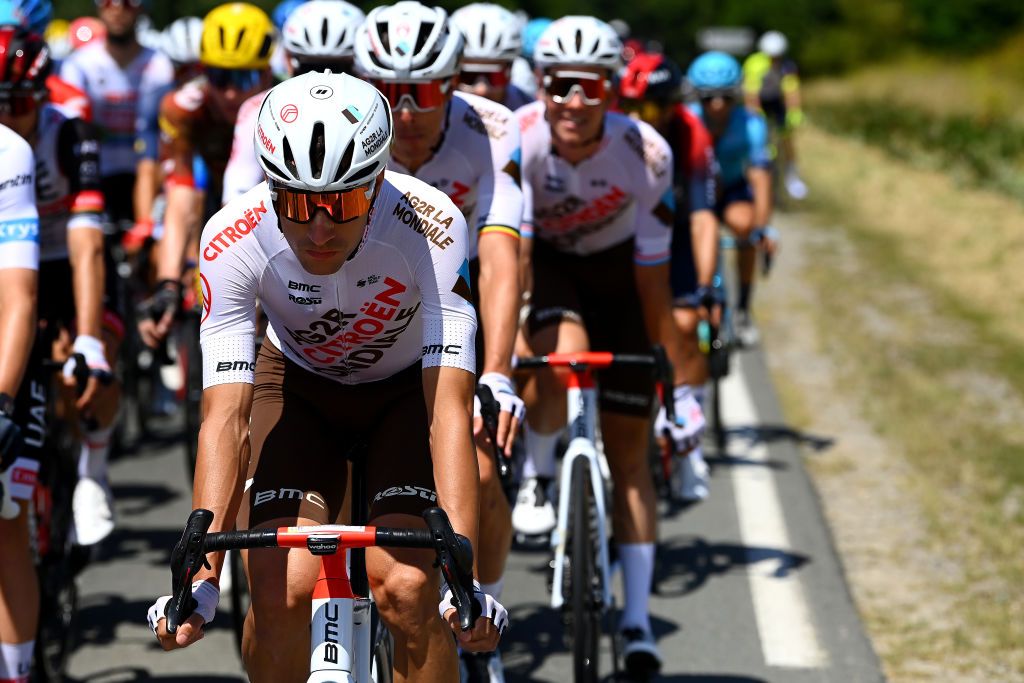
[{"xmin": 743, "ymin": 30, "xmax": 808, "ymax": 200}]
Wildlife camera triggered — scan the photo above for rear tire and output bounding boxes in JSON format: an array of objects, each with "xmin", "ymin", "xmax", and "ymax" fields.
[{"xmin": 569, "ymin": 454, "xmax": 600, "ymax": 683}]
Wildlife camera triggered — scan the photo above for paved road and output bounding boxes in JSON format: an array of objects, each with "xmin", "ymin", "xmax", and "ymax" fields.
[{"xmin": 66, "ymin": 342, "xmax": 884, "ymax": 682}]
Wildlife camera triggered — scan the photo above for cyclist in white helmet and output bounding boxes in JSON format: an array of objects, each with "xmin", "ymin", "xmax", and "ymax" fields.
[
  {"xmin": 147, "ymin": 71, "xmax": 507, "ymax": 679},
  {"xmin": 221, "ymin": 0, "xmax": 366, "ymax": 204},
  {"xmin": 160, "ymin": 16, "xmax": 202, "ymax": 75},
  {"xmin": 450, "ymin": 2, "xmax": 533, "ymax": 111},
  {"xmin": 355, "ymin": 4, "xmax": 524, "ymax": 680},
  {"xmin": 515, "ymin": 16, "xmax": 704, "ymax": 678}
]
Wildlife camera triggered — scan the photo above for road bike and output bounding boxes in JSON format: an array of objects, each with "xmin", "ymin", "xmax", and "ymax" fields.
[
  {"xmin": 166, "ymin": 505, "xmax": 477, "ymax": 682},
  {"xmin": 514, "ymin": 349, "xmax": 673, "ymax": 682}
]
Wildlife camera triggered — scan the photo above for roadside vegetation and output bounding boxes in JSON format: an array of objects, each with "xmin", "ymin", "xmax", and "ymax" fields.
[{"xmin": 764, "ymin": 48, "xmax": 1024, "ymax": 679}]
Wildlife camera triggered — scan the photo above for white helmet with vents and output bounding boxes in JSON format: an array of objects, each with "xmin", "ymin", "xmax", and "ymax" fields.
[
  {"xmin": 161, "ymin": 16, "xmax": 203, "ymax": 65},
  {"xmin": 255, "ymin": 71, "xmax": 393, "ymax": 192},
  {"xmin": 450, "ymin": 3, "xmax": 521, "ymax": 62},
  {"xmin": 758, "ymin": 30, "xmax": 788, "ymax": 58},
  {"xmin": 533, "ymin": 15, "xmax": 622, "ymax": 72},
  {"xmin": 354, "ymin": 1, "xmax": 463, "ymax": 81},
  {"xmin": 282, "ymin": 0, "xmax": 365, "ymax": 63}
]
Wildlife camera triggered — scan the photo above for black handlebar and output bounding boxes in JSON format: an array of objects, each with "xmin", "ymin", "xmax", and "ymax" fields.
[{"xmin": 164, "ymin": 507, "xmax": 479, "ymax": 634}]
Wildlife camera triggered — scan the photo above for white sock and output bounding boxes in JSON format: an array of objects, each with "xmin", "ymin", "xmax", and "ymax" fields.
[
  {"xmin": 481, "ymin": 578, "xmax": 504, "ymax": 601},
  {"xmin": 78, "ymin": 424, "xmax": 115, "ymax": 481},
  {"xmin": 0, "ymin": 641, "xmax": 33, "ymax": 683},
  {"xmin": 521, "ymin": 424, "xmax": 560, "ymax": 479},
  {"xmin": 618, "ymin": 543, "xmax": 655, "ymax": 633}
]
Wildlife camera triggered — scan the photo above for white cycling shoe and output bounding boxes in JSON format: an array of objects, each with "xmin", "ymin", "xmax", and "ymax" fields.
[
  {"xmin": 736, "ymin": 310, "xmax": 761, "ymax": 348},
  {"xmin": 678, "ymin": 448, "xmax": 710, "ymax": 502},
  {"xmin": 619, "ymin": 627, "xmax": 662, "ymax": 680},
  {"xmin": 786, "ymin": 170, "xmax": 809, "ymax": 200},
  {"xmin": 511, "ymin": 476, "xmax": 556, "ymax": 536},
  {"xmin": 72, "ymin": 476, "xmax": 116, "ymax": 546}
]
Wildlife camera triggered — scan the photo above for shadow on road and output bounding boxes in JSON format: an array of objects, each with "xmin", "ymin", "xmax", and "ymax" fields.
[
  {"xmin": 654, "ymin": 535, "xmax": 811, "ymax": 598},
  {"xmin": 66, "ymin": 668, "xmax": 241, "ymax": 682}
]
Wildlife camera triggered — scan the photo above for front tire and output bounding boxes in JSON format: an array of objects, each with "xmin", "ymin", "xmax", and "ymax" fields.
[{"xmin": 569, "ymin": 454, "xmax": 600, "ymax": 683}]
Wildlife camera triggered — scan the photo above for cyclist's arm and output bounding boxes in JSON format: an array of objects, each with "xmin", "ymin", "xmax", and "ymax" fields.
[
  {"xmin": 687, "ymin": 116, "xmax": 720, "ymax": 287},
  {"xmin": 416, "ymin": 201, "xmax": 480, "ymax": 547},
  {"xmin": 0, "ymin": 134, "xmax": 38, "ymax": 395},
  {"xmin": 134, "ymin": 76, "xmax": 172, "ymax": 226},
  {"xmin": 742, "ymin": 53, "xmax": 767, "ymax": 111},
  {"xmin": 156, "ymin": 91, "xmax": 203, "ymax": 282},
  {"xmin": 633, "ymin": 129, "xmax": 687, "ymax": 385},
  {"xmin": 60, "ymin": 119, "xmax": 107, "ymax": 340},
  {"xmin": 745, "ymin": 112, "xmax": 773, "ymax": 228},
  {"xmin": 474, "ymin": 106, "xmax": 523, "ymax": 377},
  {"xmin": 782, "ymin": 62, "xmax": 802, "ymax": 115}
]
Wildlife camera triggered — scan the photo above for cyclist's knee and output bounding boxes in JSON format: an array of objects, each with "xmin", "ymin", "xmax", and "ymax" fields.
[{"xmin": 368, "ymin": 551, "xmax": 438, "ymax": 635}]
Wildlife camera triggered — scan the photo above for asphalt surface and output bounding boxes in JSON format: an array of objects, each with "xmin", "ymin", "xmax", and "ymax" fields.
[{"xmin": 65, "ymin": 341, "xmax": 885, "ymax": 682}]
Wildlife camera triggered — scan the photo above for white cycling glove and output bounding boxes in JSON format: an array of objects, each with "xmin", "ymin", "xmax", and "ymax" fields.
[
  {"xmin": 476, "ymin": 372, "xmax": 525, "ymax": 422},
  {"xmin": 0, "ymin": 467, "xmax": 19, "ymax": 520},
  {"xmin": 147, "ymin": 579, "xmax": 220, "ymax": 634},
  {"xmin": 62, "ymin": 335, "xmax": 112, "ymax": 380},
  {"xmin": 655, "ymin": 385, "xmax": 707, "ymax": 453},
  {"xmin": 439, "ymin": 579, "xmax": 509, "ymax": 635}
]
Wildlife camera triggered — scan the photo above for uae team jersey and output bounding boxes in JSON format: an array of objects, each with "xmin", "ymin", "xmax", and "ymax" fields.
[
  {"xmin": 0, "ymin": 123, "xmax": 39, "ymax": 271},
  {"xmin": 33, "ymin": 104, "xmax": 105, "ymax": 262},
  {"xmin": 388, "ymin": 91, "xmax": 523, "ymax": 260},
  {"xmin": 517, "ymin": 101, "xmax": 675, "ymax": 264},
  {"xmin": 200, "ymin": 172, "xmax": 478, "ymax": 388},
  {"xmin": 59, "ymin": 42, "xmax": 174, "ymax": 177}
]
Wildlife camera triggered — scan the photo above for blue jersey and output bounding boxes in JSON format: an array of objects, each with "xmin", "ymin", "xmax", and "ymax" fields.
[{"xmin": 688, "ymin": 103, "xmax": 771, "ymax": 188}]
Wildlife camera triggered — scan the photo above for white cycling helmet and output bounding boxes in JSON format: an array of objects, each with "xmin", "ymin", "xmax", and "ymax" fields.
[
  {"xmin": 255, "ymin": 71, "xmax": 392, "ymax": 192},
  {"xmin": 354, "ymin": 1, "xmax": 463, "ymax": 81},
  {"xmin": 450, "ymin": 3, "xmax": 521, "ymax": 62},
  {"xmin": 758, "ymin": 30, "xmax": 788, "ymax": 58},
  {"xmin": 533, "ymin": 15, "xmax": 622, "ymax": 72},
  {"xmin": 282, "ymin": 0, "xmax": 364, "ymax": 64},
  {"xmin": 161, "ymin": 16, "xmax": 203, "ymax": 66}
]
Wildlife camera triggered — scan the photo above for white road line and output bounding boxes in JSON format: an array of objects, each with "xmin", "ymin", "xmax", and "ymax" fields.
[{"xmin": 721, "ymin": 357, "xmax": 829, "ymax": 669}]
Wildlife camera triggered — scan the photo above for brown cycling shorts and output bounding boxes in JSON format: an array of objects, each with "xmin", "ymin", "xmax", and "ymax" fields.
[
  {"xmin": 242, "ymin": 341, "xmax": 437, "ymax": 527},
  {"xmin": 526, "ymin": 238, "xmax": 655, "ymax": 416}
]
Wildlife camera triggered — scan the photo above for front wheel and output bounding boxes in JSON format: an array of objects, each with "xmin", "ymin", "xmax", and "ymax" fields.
[
  {"xmin": 371, "ymin": 606, "xmax": 394, "ymax": 683},
  {"xmin": 569, "ymin": 454, "xmax": 601, "ymax": 683}
]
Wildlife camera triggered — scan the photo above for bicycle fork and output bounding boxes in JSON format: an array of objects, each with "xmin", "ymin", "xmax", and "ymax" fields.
[{"xmin": 309, "ymin": 550, "xmax": 373, "ymax": 683}]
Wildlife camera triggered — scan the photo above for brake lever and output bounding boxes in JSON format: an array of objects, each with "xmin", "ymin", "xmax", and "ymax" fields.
[
  {"xmin": 165, "ymin": 509, "xmax": 214, "ymax": 633},
  {"xmin": 651, "ymin": 345, "xmax": 676, "ymax": 423},
  {"xmin": 422, "ymin": 507, "xmax": 479, "ymax": 632},
  {"xmin": 475, "ymin": 385, "xmax": 510, "ymax": 480}
]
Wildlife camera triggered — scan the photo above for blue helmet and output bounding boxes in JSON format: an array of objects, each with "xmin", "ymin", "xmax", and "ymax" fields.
[
  {"xmin": 271, "ymin": 0, "xmax": 306, "ymax": 30},
  {"xmin": 522, "ymin": 17, "xmax": 551, "ymax": 61},
  {"xmin": 686, "ymin": 51, "xmax": 742, "ymax": 92},
  {"xmin": 0, "ymin": 0, "xmax": 52, "ymax": 36}
]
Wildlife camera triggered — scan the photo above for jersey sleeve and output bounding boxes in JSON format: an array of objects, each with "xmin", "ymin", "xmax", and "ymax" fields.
[
  {"xmin": 685, "ymin": 110, "xmax": 717, "ymax": 214},
  {"xmin": 0, "ymin": 130, "xmax": 39, "ymax": 271},
  {"xmin": 199, "ymin": 211, "xmax": 260, "ymax": 388},
  {"xmin": 410, "ymin": 194, "xmax": 478, "ymax": 374},
  {"xmin": 221, "ymin": 92, "xmax": 267, "ymax": 205},
  {"xmin": 633, "ymin": 124, "xmax": 675, "ymax": 266},
  {"xmin": 474, "ymin": 103, "xmax": 523, "ymax": 240},
  {"xmin": 515, "ymin": 103, "xmax": 544, "ymax": 239},
  {"xmin": 745, "ymin": 110, "xmax": 772, "ymax": 169},
  {"xmin": 56, "ymin": 117, "xmax": 104, "ymax": 232}
]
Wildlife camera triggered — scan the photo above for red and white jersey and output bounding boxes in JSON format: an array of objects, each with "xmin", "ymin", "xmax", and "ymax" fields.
[
  {"xmin": 517, "ymin": 101, "xmax": 675, "ymax": 264},
  {"xmin": 33, "ymin": 104, "xmax": 105, "ymax": 262},
  {"xmin": 388, "ymin": 92, "xmax": 523, "ymax": 261},
  {"xmin": 59, "ymin": 42, "xmax": 174, "ymax": 177},
  {"xmin": 221, "ymin": 88, "xmax": 269, "ymax": 206},
  {"xmin": 0, "ymin": 123, "xmax": 39, "ymax": 271},
  {"xmin": 200, "ymin": 172, "xmax": 477, "ymax": 388}
]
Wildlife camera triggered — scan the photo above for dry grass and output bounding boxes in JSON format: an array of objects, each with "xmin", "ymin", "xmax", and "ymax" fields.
[{"xmin": 758, "ymin": 124, "xmax": 1024, "ymax": 680}]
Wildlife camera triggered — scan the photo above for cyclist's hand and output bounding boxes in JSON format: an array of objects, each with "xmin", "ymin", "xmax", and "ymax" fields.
[
  {"xmin": 0, "ymin": 417, "xmax": 24, "ymax": 520},
  {"xmin": 62, "ymin": 335, "xmax": 113, "ymax": 411},
  {"xmin": 139, "ymin": 280, "xmax": 181, "ymax": 348},
  {"xmin": 656, "ymin": 385, "xmax": 706, "ymax": 454},
  {"xmin": 441, "ymin": 582, "xmax": 508, "ymax": 652},
  {"xmin": 758, "ymin": 226, "xmax": 780, "ymax": 257},
  {"xmin": 476, "ymin": 372, "xmax": 524, "ymax": 456},
  {"xmin": 148, "ymin": 579, "xmax": 219, "ymax": 650}
]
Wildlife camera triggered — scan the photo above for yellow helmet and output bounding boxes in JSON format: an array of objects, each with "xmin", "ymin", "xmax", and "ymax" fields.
[{"xmin": 200, "ymin": 3, "xmax": 276, "ymax": 69}]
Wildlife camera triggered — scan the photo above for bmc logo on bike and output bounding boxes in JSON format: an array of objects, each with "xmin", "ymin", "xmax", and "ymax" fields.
[{"xmin": 252, "ymin": 488, "xmax": 327, "ymax": 509}]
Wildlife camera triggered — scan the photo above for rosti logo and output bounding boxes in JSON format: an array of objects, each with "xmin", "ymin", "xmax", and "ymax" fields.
[
  {"xmin": 200, "ymin": 273, "xmax": 212, "ymax": 323},
  {"xmin": 203, "ymin": 201, "xmax": 269, "ymax": 261},
  {"xmin": 257, "ymin": 125, "xmax": 275, "ymax": 154},
  {"xmin": 280, "ymin": 104, "xmax": 299, "ymax": 123}
]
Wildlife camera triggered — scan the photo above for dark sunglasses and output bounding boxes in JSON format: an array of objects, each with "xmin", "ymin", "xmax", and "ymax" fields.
[
  {"xmin": 205, "ymin": 67, "xmax": 264, "ymax": 92},
  {"xmin": 458, "ymin": 65, "xmax": 510, "ymax": 89}
]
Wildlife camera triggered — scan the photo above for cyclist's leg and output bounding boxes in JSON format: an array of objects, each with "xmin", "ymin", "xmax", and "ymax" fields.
[
  {"xmin": 364, "ymin": 366, "xmax": 458, "ymax": 683},
  {"xmin": 238, "ymin": 342, "xmax": 354, "ymax": 680}
]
